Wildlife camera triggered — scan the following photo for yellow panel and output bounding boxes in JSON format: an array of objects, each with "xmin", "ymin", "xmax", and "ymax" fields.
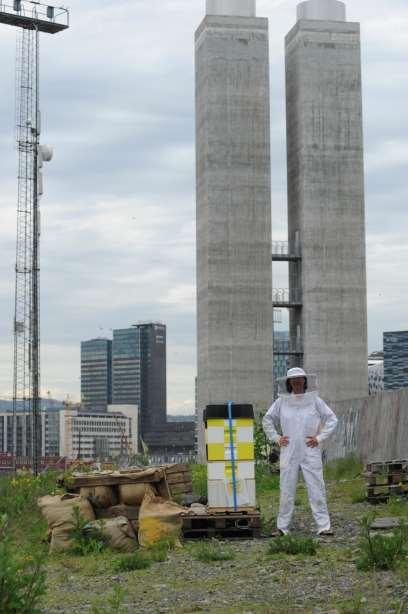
[
  {"xmin": 224, "ymin": 427, "xmax": 237, "ymax": 443},
  {"xmin": 207, "ymin": 443, "xmax": 225, "ymax": 461},
  {"xmin": 207, "ymin": 419, "xmax": 225, "ymax": 427},
  {"xmin": 237, "ymin": 442, "xmax": 254, "ymax": 460},
  {"xmin": 235, "ymin": 418, "xmax": 253, "ymax": 427}
]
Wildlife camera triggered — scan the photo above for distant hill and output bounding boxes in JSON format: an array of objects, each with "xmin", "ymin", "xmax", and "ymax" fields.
[
  {"xmin": 167, "ymin": 414, "xmax": 196, "ymax": 422},
  {"xmin": 0, "ymin": 399, "xmax": 64, "ymax": 412}
]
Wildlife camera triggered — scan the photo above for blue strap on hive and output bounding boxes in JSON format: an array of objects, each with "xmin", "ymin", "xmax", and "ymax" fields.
[{"xmin": 227, "ymin": 400, "xmax": 238, "ymax": 512}]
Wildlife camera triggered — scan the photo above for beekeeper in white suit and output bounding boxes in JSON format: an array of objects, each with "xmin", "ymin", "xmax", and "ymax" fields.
[{"xmin": 263, "ymin": 367, "xmax": 338, "ymax": 536}]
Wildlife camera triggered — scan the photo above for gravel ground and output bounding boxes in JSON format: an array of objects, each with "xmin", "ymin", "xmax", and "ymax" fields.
[{"xmin": 41, "ymin": 480, "xmax": 408, "ymax": 614}]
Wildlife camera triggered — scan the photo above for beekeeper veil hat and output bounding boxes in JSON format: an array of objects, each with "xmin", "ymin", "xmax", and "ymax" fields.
[{"xmin": 277, "ymin": 367, "xmax": 319, "ymax": 398}]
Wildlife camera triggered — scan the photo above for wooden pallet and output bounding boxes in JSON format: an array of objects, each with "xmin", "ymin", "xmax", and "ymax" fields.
[
  {"xmin": 365, "ymin": 459, "xmax": 408, "ymax": 503},
  {"xmin": 207, "ymin": 507, "xmax": 258, "ymax": 515},
  {"xmin": 182, "ymin": 511, "xmax": 261, "ymax": 539},
  {"xmin": 366, "ymin": 460, "xmax": 408, "ymax": 475}
]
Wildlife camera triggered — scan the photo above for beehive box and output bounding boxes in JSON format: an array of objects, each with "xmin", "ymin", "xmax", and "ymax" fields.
[{"xmin": 204, "ymin": 404, "xmax": 256, "ymax": 511}]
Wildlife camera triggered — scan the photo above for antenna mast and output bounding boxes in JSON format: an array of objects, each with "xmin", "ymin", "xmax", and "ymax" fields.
[{"xmin": 0, "ymin": 0, "xmax": 69, "ymax": 474}]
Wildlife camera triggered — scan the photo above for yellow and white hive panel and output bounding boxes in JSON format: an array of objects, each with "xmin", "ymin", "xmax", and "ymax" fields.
[{"xmin": 206, "ymin": 418, "xmax": 254, "ymax": 462}]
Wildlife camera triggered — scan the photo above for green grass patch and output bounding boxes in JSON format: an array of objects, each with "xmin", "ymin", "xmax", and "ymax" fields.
[
  {"xmin": 324, "ymin": 455, "xmax": 363, "ymax": 482},
  {"xmin": 190, "ymin": 539, "xmax": 235, "ymax": 563},
  {"xmin": 256, "ymin": 464, "xmax": 280, "ymax": 494},
  {"xmin": 190, "ymin": 463, "xmax": 208, "ymax": 498},
  {"xmin": 267, "ymin": 534, "xmax": 318, "ymax": 557}
]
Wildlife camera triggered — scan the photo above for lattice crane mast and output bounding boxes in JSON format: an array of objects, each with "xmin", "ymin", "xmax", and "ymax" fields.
[{"xmin": 0, "ymin": 1, "xmax": 69, "ymax": 474}]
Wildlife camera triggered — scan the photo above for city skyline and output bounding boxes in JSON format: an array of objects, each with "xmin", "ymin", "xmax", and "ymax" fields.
[{"xmin": 0, "ymin": 0, "xmax": 407, "ymax": 411}]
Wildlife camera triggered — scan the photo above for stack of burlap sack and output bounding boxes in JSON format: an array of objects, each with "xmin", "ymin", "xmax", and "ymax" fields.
[{"xmin": 38, "ymin": 482, "xmax": 188, "ymax": 553}]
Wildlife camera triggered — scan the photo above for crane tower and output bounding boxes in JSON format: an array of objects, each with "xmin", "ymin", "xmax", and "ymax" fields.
[{"xmin": 0, "ymin": 1, "xmax": 69, "ymax": 474}]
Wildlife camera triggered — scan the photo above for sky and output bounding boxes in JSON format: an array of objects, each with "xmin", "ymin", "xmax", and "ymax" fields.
[{"xmin": 0, "ymin": 0, "xmax": 407, "ymax": 413}]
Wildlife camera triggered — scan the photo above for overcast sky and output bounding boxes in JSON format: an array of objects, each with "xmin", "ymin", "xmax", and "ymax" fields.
[{"xmin": 0, "ymin": 0, "xmax": 407, "ymax": 412}]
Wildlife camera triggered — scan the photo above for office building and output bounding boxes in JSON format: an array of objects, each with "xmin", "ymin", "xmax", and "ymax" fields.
[
  {"xmin": 81, "ymin": 338, "xmax": 112, "ymax": 411},
  {"xmin": 384, "ymin": 331, "xmax": 408, "ymax": 390},
  {"xmin": 59, "ymin": 405, "xmax": 138, "ymax": 461},
  {"xmin": 286, "ymin": 0, "xmax": 368, "ymax": 402},
  {"xmin": 136, "ymin": 322, "xmax": 167, "ymax": 430},
  {"xmin": 112, "ymin": 328, "xmax": 141, "ymax": 407},
  {"xmin": 195, "ymin": 0, "xmax": 274, "ymax": 456}
]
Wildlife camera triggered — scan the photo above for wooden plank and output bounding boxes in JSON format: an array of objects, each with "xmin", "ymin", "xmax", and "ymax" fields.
[
  {"xmin": 166, "ymin": 474, "xmax": 192, "ymax": 486},
  {"xmin": 66, "ymin": 471, "xmax": 165, "ymax": 489},
  {"xmin": 164, "ymin": 464, "xmax": 190, "ymax": 475},
  {"xmin": 168, "ymin": 483, "xmax": 193, "ymax": 495},
  {"xmin": 207, "ymin": 507, "xmax": 258, "ymax": 515}
]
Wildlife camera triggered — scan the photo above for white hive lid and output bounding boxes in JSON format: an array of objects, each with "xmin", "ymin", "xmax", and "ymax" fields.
[
  {"xmin": 297, "ymin": 0, "xmax": 346, "ymax": 21},
  {"xmin": 206, "ymin": 0, "xmax": 256, "ymax": 17}
]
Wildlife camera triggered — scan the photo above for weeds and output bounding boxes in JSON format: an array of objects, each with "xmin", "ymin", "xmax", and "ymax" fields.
[
  {"xmin": 191, "ymin": 539, "xmax": 235, "ymax": 563},
  {"xmin": 90, "ymin": 585, "xmax": 127, "ymax": 614},
  {"xmin": 386, "ymin": 496, "xmax": 408, "ymax": 518},
  {"xmin": 69, "ymin": 507, "xmax": 108, "ymax": 556},
  {"xmin": 267, "ymin": 534, "xmax": 318, "ymax": 556},
  {"xmin": 113, "ymin": 550, "xmax": 152, "ymax": 572},
  {"xmin": 0, "ymin": 513, "xmax": 47, "ymax": 614},
  {"xmin": 0, "ymin": 470, "xmax": 59, "ymax": 517},
  {"xmin": 356, "ymin": 513, "xmax": 408, "ymax": 571},
  {"xmin": 336, "ymin": 593, "xmax": 367, "ymax": 614}
]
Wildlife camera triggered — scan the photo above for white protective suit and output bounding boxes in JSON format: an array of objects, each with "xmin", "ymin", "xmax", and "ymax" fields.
[{"xmin": 263, "ymin": 389, "xmax": 338, "ymax": 533}]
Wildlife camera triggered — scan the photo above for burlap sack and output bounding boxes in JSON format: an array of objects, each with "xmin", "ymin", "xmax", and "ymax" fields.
[
  {"xmin": 138, "ymin": 488, "xmax": 187, "ymax": 548},
  {"xmin": 80, "ymin": 486, "xmax": 118, "ymax": 509},
  {"xmin": 119, "ymin": 483, "xmax": 152, "ymax": 506},
  {"xmin": 95, "ymin": 504, "xmax": 140, "ymax": 521},
  {"xmin": 38, "ymin": 494, "xmax": 95, "ymax": 553},
  {"xmin": 91, "ymin": 517, "xmax": 137, "ymax": 553}
]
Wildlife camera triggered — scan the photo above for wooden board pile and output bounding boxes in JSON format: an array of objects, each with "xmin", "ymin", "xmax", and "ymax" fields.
[{"xmin": 365, "ymin": 460, "xmax": 408, "ymax": 503}]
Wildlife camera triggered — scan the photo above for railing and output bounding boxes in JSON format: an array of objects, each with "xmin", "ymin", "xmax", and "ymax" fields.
[
  {"xmin": 271, "ymin": 240, "xmax": 301, "ymax": 261},
  {"xmin": 272, "ymin": 288, "xmax": 302, "ymax": 306},
  {"xmin": 274, "ymin": 338, "xmax": 304, "ymax": 355},
  {"xmin": 0, "ymin": 1, "xmax": 69, "ymax": 28}
]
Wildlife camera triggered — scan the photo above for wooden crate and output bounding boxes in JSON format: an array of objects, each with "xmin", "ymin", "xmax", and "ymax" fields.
[{"xmin": 182, "ymin": 510, "xmax": 261, "ymax": 539}]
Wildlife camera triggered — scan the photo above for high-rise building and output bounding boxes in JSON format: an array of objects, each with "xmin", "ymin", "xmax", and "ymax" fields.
[
  {"xmin": 112, "ymin": 328, "xmax": 141, "ymax": 407},
  {"xmin": 81, "ymin": 338, "xmax": 112, "ymax": 411},
  {"xmin": 384, "ymin": 331, "xmax": 408, "ymax": 390},
  {"xmin": 195, "ymin": 0, "xmax": 274, "ymax": 456},
  {"xmin": 136, "ymin": 323, "xmax": 167, "ymax": 430},
  {"xmin": 286, "ymin": 0, "xmax": 368, "ymax": 402}
]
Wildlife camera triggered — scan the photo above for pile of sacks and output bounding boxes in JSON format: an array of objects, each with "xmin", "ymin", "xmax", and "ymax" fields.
[{"xmin": 38, "ymin": 482, "xmax": 188, "ymax": 554}]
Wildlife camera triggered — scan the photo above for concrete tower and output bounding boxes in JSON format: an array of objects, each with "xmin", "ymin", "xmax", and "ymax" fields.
[
  {"xmin": 195, "ymin": 0, "xmax": 273, "ymax": 454},
  {"xmin": 286, "ymin": 0, "xmax": 368, "ymax": 402}
]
